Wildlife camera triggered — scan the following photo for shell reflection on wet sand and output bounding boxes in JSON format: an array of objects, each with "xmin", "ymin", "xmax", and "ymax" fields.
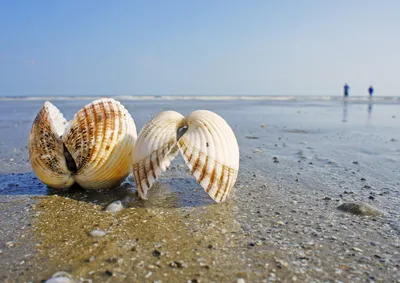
[
  {"xmin": 28, "ymin": 98, "xmax": 137, "ymax": 190},
  {"xmin": 132, "ymin": 110, "xmax": 240, "ymax": 203}
]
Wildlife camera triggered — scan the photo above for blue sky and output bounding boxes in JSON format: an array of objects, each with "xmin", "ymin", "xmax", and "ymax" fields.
[{"xmin": 0, "ymin": 0, "xmax": 399, "ymax": 96}]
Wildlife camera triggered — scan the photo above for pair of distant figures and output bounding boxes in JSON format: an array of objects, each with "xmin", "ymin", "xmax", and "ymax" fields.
[{"xmin": 343, "ymin": 84, "xmax": 374, "ymax": 97}]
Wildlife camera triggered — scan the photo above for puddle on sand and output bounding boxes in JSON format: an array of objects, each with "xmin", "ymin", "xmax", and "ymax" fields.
[{"xmin": 0, "ymin": 172, "xmax": 215, "ymax": 208}]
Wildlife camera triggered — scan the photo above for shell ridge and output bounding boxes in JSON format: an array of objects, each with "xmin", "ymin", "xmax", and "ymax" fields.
[
  {"xmin": 62, "ymin": 98, "xmax": 136, "ymax": 189},
  {"xmin": 132, "ymin": 111, "xmax": 185, "ymax": 198},
  {"xmin": 80, "ymin": 101, "xmax": 118, "ymax": 179},
  {"xmin": 177, "ymin": 111, "xmax": 239, "ymax": 202}
]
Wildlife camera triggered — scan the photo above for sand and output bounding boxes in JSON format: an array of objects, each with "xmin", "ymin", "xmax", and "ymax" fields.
[{"xmin": 1, "ymin": 98, "xmax": 399, "ymax": 282}]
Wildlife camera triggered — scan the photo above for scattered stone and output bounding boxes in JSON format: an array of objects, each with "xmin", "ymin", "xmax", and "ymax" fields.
[
  {"xmin": 245, "ymin": 136, "xmax": 259, "ymax": 139},
  {"xmin": 105, "ymin": 200, "xmax": 123, "ymax": 213},
  {"xmin": 352, "ymin": 161, "xmax": 359, "ymax": 164},
  {"xmin": 369, "ymin": 196, "xmax": 375, "ymax": 200},
  {"xmin": 89, "ymin": 229, "xmax": 107, "ymax": 237},
  {"xmin": 104, "ymin": 270, "xmax": 113, "ymax": 277},
  {"xmin": 45, "ymin": 271, "xmax": 74, "ymax": 283},
  {"xmin": 144, "ymin": 271, "xmax": 152, "ymax": 278},
  {"xmin": 152, "ymin": 250, "xmax": 161, "ymax": 258},
  {"xmin": 106, "ymin": 257, "xmax": 118, "ymax": 263},
  {"xmin": 337, "ymin": 202, "xmax": 383, "ymax": 216},
  {"xmin": 360, "ymin": 178, "xmax": 366, "ymax": 181},
  {"xmin": 275, "ymin": 258, "xmax": 288, "ymax": 268},
  {"xmin": 390, "ymin": 138, "xmax": 397, "ymax": 142},
  {"xmin": 237, "ymin": 279, "xmax": 246, "ymax": 283},
  {"xmin": 352, "ymin": 247, "xmax": 363, "ymax": 252},
  {"xmin": 323, "ymin": 197, "xmax": 331, "ymax": 201},
  {"xmin": 169, "ymin": 261, "xmax": 187, "ymax": 268}
]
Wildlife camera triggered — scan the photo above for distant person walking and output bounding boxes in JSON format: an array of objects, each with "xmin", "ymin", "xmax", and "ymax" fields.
[
  {"xmin": 344, "ymin": 83, "xmax": 350, "ymax": 97},
  {"xmin": 368, "ymin": 85, "xmax": 374, "ymax": 97}
]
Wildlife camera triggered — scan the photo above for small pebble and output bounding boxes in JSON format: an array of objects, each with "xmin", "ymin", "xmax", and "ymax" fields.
[
  {"xmin": 337, "ymin": 202, "xmax": 383, "ymax": 216},
  {"xmin": 237, "ymin": 279, "xmax": 246, "ymax": 283},
  {"xmin": 89, "ymin": 229, "xmax": 107, "ymax": 237},
  {"xmin": 105, "ymin": 200, "xmax": 123, "ymax": 213},
  {"xmin": 45, "ymin": 271, "xmax": 74, "ymax": 283}
]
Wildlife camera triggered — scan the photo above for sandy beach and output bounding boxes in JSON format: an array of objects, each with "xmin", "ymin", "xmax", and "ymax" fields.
[{"xmin": 1, "ymin": 97, "xmax": 399, "ymax": 282}]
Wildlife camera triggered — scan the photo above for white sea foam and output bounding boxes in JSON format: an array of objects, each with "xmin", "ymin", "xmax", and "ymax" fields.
[{"xmin": 0, "ymin": 95, "xmax": 399, "ymax": 102}]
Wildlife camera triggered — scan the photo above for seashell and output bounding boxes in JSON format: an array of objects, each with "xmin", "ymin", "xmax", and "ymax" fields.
[
  {"xmin": 178, "ymin": 110, "xmax": 239, "ymax": 203},
  {"xmin": 89, "ymin": 229, "xmax": 107, "ymax": 237},
  {"xmin": 105, "ymin": 200, "xmax": 124, "ymax": 213},
  {"xmin": 28, "ymin": 102, "xmax": 74, "ymax": 189},
  {"xmin": 132, "ymin": 110, "xmax": 239, "ymax": 203},
  {"xmin": 45, "ymin": 271, "xmax": 75, "ymax": 283},
  {"xmin": 28, "ymin": 98, "xmax": 137, "ymax": 190},
  {"xmin": 132, "ymin": 111, "xmax": 185, "ymax": 199}
]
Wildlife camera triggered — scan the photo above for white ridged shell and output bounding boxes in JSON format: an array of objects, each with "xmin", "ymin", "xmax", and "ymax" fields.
[
  {"xmin": 178, "ymin": 110, "xmax": 239, "ymax": 203},
  {"xmin": 132, "ymin": 111, "xmax": 185, "ymax": 199},
  {"xmin": 131, "ymin": 110, "xmax": 239, "ymax": 203},
  {"xmin": 28, "ymin": 102, "xmax": 74, "ymax": 189},
  {"xmin": 62, "ymin": 98, "xmax": 137, "ymax": 189}
]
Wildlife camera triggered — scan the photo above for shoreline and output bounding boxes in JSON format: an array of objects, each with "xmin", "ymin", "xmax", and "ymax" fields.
[{"xmin": 0, "ymin": 95, "xmax": 399, "ymax": 102}]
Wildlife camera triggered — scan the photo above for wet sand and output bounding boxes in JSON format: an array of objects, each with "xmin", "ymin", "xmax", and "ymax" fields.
[{"xmin": 1, "ymin": 98, "xmax": 400, "ymax": 282}]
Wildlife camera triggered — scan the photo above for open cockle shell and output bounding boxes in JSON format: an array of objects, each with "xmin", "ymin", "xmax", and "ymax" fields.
[
  {"xmin": 28, "ymin": 102, "xmax": 74, "ymax": 189},
  {"xmin": 179, "ymin": 110, "xmax": 239, "ymax": 203},
  {"xmin": 28, "ymin": 98, "xmax": 137, "ymax": 190},
  {"xmin": 131, "ymin": 110, "xmax": 239, "ymax": 203},
  {"xmin": 132, "ymin": 111, "xmax": 185, "ymax": 199}
]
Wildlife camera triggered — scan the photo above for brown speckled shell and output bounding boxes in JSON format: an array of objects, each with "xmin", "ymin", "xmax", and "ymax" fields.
[
  {"xmin": 62, "ymin": 98, "xmax": 137, "ymax": 189},
  {"xmin": 28, "ymin": 102, "xmax": 74, "ymax": 188},
  {"xmin": 28, "ymin": 98, "xmax": 137, "ymax": 190}
]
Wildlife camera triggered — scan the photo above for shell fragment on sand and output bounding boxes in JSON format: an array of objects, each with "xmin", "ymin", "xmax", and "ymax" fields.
[
  {"xmin": 105, "ymin": 200, "xmax": 124, "ymax": 213},
  {"xmin": 28, "ymin": 98, "xmax": 137, "ymax": 190},
  {"xmin": 132, "ymin": 110, "xmax": 240, "ymax": 203}
]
